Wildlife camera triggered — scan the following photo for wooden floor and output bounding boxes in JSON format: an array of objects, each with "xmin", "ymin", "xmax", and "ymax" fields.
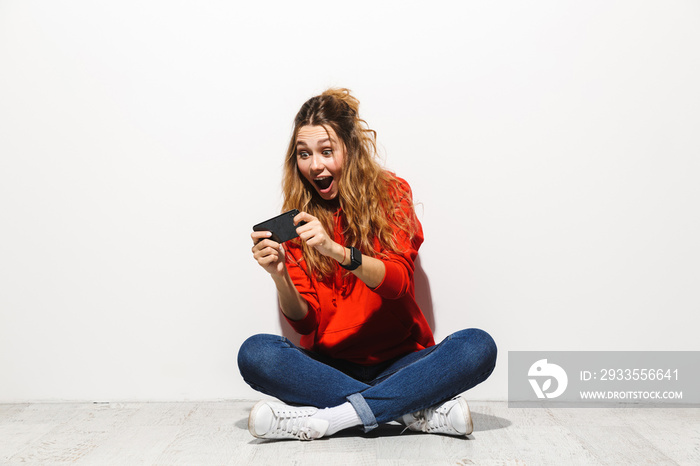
[{"xmin": 0, "ymin": 400, "xmax": 698, "ymax": 465}]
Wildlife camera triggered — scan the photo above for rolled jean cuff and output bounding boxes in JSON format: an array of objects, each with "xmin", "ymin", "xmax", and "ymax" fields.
[{"xmin": 346, "ymin": 393, "xmax": 378, "ymax": 432}]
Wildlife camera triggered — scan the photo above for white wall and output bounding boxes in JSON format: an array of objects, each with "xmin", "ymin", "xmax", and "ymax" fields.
[{"xmin": 1, "ymin": 0, "xmax": 698, "ymax": 402}]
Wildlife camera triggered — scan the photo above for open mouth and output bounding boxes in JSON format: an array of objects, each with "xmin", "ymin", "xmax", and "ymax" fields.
[{"xmin": 314, "ymin": 176, "xmax": 333, "ymax": 191}]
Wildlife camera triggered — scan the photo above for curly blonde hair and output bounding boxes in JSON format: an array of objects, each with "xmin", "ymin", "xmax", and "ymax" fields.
[{"xmin": 282, "ymin": 88, "xmax": 417, "ymax": 280}]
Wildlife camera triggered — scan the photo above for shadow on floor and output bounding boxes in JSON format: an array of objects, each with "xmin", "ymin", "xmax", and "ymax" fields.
[{"xmin": 471, "ymin": 410, "xmax": 512, "ymax": 431}]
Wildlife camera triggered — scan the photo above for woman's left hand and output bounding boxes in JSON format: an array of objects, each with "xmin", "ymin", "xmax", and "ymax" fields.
[
  {"xmin": 294, "ymin": 210, "xmax": 385, "ymax": 286},
  {"xmin": 294, "ymin": 211, "xmax": 341, "ymax": 259}
]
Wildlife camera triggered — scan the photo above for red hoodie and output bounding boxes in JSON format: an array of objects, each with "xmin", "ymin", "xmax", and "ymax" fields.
[{"xmin": 283, "ymin": 177, "xmax": 435, "ymax": 365}]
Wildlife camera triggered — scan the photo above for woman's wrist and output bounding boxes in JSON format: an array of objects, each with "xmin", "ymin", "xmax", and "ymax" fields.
[
  {"xmin": 332, "ymin": 242, "xmax": 348, "ymax": 266},
  {"xmin": 271, "ymin": 269, "xmax": 308, "ymax": 320},
  {"xmin": 270, "ymin": 267, "xmax": 291, "ymax": 286}
]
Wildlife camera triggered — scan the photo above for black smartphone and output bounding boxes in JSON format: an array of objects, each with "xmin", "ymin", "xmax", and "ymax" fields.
[{"xmin": 253, "ymin": 209, "xmax": 306, "ymax": 243}]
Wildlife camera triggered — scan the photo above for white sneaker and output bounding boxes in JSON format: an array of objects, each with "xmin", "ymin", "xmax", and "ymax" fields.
[
  {"xmin": 401, "ymin": 396, "xmax": 473, "ymax": 436},
  {"xmin": 248, "ymin": 400, "xmax": 329, "ymax": 441}
]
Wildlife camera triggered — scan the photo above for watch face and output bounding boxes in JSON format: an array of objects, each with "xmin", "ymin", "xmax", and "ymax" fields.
[
  {"xmin": 342, "ymin": 247, "xmax": 362, "ymax": 271},
  {"xmin": 352, "ymin": 247, "xmax": 362, "ymax": 265},
  {"xmin": 350, "ymin": 247, "xmax": 362, "ymax": 268}
]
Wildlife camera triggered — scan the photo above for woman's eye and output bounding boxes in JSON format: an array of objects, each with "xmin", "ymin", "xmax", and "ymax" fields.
[
  {"xmin": 298, "ymin": 151, "xmax": 310, "ymax": 158},
  {"xmin": 322, "ymin": 149, "xmax": 333, "ymax": 156}
]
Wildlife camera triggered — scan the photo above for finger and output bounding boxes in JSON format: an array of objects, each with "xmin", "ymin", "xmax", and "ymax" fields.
[
  {"xmin": 294, "ymin": 211, "xmax": 315, "ymax": 226},
  {"xmin": 252, "ymin": 231, "xmax": 272, "ymax": 244},
  {"xmin": 297, "ymin": 229, "xmax": 316, "ymax": 243},
  {"xmin": 270, "ymin": 244, "xmax": 286, "ymax": 260},
  {"xmin": 257, "ymin": 245, "xmax": 281, "ymax": 258},
  {"xmin": 302, "ymin": 232, "xmax": 325, "ymax": 249},
  {"xmin": 296, "ymin": 222, "xmax": 312, "ymax": 236},
  {"xmin": 296, "ymin": 219, "xmax": 323, "ymax": 237},
  {"xmin": 256, "ymin": 246, "xmax": 280, "ymax": 262},
  {"xmin": 259, "ymin": 252, "xmax": 279, "ymax": 265},
  {"xmin": 252, "ymin": 238, "xmax": 280, "ymax": 253}
]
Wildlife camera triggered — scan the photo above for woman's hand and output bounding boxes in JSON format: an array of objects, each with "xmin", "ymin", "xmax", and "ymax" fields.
[
  {"xmin": 294, "ymin": 210, "xmax": 386, "ymax": 288},
  {"xmin": 294, "ymin": 211, "xmax": 343, "ymax": 259},
  {"xmin": 251, "ymin": 231, "xmax": 287, "ymax": 276}
]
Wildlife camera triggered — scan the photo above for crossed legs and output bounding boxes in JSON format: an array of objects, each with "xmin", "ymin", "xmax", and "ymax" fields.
[{"xmin": 238, "ymin": 328, "xmax": 497, "ymax": 435}]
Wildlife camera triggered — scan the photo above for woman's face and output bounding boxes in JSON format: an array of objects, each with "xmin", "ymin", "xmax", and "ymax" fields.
[{"xmin": 295, "ymin": 125, "xmax": 345, "ymax": 201}]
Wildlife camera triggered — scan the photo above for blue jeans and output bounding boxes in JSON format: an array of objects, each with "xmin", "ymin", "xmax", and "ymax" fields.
[{"xmin": 237, "ymin": 328, "xmax": 497, "ymax": 432}]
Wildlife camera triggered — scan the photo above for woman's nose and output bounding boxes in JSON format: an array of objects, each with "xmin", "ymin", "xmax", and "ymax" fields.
[{"xmin": 310, "ymin": 154, "xmax": 324, "ymax": 171}]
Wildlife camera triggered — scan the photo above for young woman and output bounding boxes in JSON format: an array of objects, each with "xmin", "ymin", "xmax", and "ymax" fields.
[{"xmin": 239, "ymin": 88, "xmax": 497, "ymax": 440}]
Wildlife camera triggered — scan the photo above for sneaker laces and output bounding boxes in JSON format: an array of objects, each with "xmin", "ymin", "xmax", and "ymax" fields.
[
  {"xmin": 401, "ymin": 404, "xmax": 456, "ymax": 435},
  {"xmin": 269, "ymin": 406, "xmax": 320, "ymax": 440}
]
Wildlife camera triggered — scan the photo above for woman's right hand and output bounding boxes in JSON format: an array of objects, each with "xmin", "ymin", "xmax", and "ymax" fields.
[{"xmin": 251, "ymin": 231, "xmax": 287, "ymax": 276}]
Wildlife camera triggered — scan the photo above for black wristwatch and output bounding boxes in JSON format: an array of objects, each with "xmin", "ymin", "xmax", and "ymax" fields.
[{"xmin": 341, "ymin": 246, "xmax": 362, "ymax": 271}]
